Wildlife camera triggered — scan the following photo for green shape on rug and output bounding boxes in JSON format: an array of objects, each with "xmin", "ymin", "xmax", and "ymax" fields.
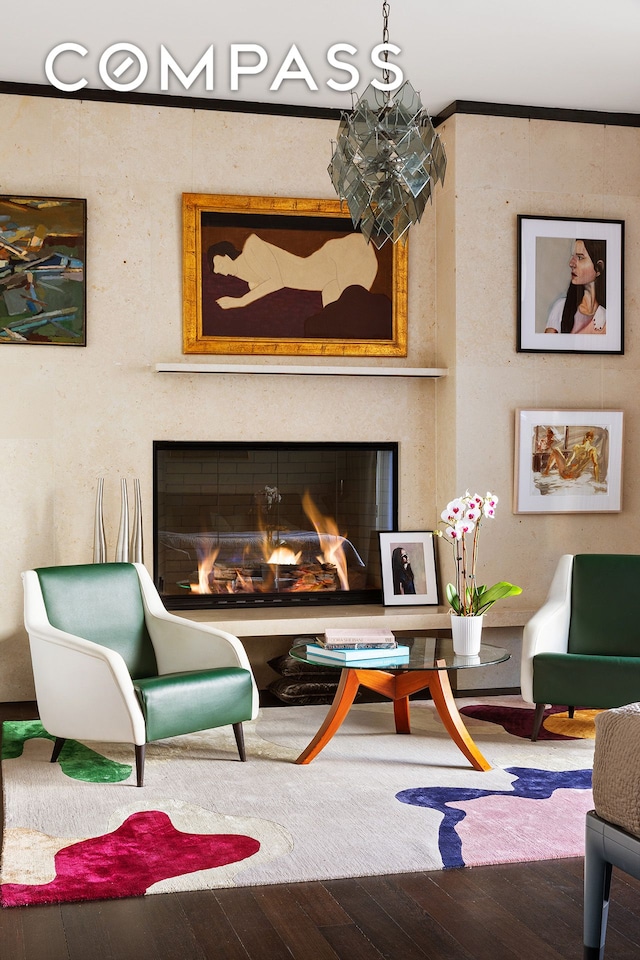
[{"xmin": 1, "ymin": 720, "xmax": 132, "ymax": 783}]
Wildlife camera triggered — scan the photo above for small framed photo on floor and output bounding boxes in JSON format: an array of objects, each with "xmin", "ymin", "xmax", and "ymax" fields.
[
  {"xmin": 514, "ymin": 408, "xmax": 624, "ymax": 513},
  {"xmin": 517, "ymin": 215, "xmax": 624, "ymax": 355},
  {"xmin": 379, "ymin": 531, "xmax": 439, "ymax": 605}
]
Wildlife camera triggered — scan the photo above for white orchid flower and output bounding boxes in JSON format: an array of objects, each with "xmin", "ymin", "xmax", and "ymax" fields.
[
  {"xmin": 444, "ymin": 525, "xmax": 461, "ymax": 540},
  {"xmin": 443, "ymin": 498, "xmax": 466, "ymax": 523},
  {"xmin": 483, "ymin": 492, "xmax": 499, "ymax": 518},
  {"xmin": 438, "ymin": 488, "xmax": 520, "ymax": 617},
  {"xmin": 456, "ymin": 518, "xmax": 475, "ymax": 537}
]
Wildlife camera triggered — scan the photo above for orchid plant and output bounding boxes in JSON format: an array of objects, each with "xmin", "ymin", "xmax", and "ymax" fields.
[{"xmin": 438, "ymin": 491, "xmax": 522, "ymax": 617}]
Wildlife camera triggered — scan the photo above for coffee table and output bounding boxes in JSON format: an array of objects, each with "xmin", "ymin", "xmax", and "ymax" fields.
[{"xmin": 289, "ymin": 636, "xmax": 510, "ymax": 771}]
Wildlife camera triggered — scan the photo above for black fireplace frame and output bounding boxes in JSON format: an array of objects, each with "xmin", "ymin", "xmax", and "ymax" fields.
[{"xmin": 153, "ymin": 439, "xmax": 399, "ymax": 610}]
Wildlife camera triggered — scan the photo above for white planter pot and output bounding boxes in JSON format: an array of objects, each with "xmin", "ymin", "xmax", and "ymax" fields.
[{"xmin": 450, "ymin": 614, "xmax": 484, "ymax": 656}]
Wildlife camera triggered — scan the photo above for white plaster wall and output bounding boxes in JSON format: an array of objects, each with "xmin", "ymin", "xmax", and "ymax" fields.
[
  {"xmin": 436, "ymin": 113, "xmax": 640, "ymax": 612},
  {"xmin": 3, "ymin": 95, "xmax": 639, "ymax": 702},
  {"xmin": 0, "ymin": 93, "xmax": 438, "ymax": 699}
]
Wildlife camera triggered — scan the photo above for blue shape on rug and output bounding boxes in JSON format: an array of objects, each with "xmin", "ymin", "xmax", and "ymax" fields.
[{"xmin": 396, "ymin": 767, "xmax": 592, "ymax": 869}]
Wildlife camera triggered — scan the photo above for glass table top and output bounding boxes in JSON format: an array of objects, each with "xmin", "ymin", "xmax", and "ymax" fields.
[{"xmin": 289, "ymin": 636, "xmax": 510, "ymax": 671}]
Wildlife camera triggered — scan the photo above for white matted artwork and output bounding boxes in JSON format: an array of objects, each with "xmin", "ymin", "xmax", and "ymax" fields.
[
  {"xmin": 379, "ymin": 531, "xmax": 439, "ymax": 605},
  {"xmin": 514, "ymin": 409, "xmax": 624, "ymax": 513},
  {"xmin": 517, "ymin": 215, "xmax": 624, "ymax": 355}
]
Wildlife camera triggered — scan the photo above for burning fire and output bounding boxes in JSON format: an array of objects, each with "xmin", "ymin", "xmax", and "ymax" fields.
[
  {"xmin": 268, "ymin": 546, "xmax": 302, "ymax": 564},
  {"xmin": 301, "ymin": 490, "xmax": 350, "ymax": 591},
  {"xmin": 190, "ymin": 490, "xmax": 350, "ymax": 595}
]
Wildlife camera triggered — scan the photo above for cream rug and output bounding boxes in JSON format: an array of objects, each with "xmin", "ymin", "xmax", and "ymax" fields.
[{"xmin": 1, "ymin": 696, "xmax": 595, "ymax": 906}]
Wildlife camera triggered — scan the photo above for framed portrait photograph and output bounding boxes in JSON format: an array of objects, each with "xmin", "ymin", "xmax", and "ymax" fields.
[
  {"xmin": 0, "ymin": 195, "xmax": 86, "ymax": 345},
  {"xmin": 182, "ymin": 193, "xmax": 407, "ymax": 357},
  {"xmin": 517, "ymin": 215, "xmax": 624, "ymax": 355},
  {"xmin": 378, "ymin": 531, "xmax": 439, "ymax": 606},
  {"xmin": 514, "ymin": 409, "xmax": 624, "ymax": 514}
]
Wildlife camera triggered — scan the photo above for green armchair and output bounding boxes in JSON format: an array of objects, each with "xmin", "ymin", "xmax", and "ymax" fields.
[
  {"xmin": 22, "ymin": 562, "xmax": 259, "ymax": 785},
  {"xmin": 521, "ymin": 554, "xmax": 640, "ymax": 741}
]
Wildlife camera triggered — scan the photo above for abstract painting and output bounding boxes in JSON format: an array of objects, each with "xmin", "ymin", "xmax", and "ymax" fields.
[{"xmin": 0, "ymin": 195, "xmax": 86, "ymax": 345}]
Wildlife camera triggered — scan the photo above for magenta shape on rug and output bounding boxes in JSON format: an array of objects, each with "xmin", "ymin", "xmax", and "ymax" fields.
[
  {"xmin": 459, "ymin": 703, "xmax": 579, "ymax": 740},
  {"xmin": 1, "ymin": 810, "xmax": 260, "ymax": 906}
]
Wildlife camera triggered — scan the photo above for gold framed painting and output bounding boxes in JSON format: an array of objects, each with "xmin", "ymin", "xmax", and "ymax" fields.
[{"xmin": 182, "ymin": 193, "xmax": 408, "ymax": 357}]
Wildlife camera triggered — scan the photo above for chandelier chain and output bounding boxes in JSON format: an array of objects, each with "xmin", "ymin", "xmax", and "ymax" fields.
[{"xmin": 381, "ymin": 1, "xmax": 390, "ymax": 86}]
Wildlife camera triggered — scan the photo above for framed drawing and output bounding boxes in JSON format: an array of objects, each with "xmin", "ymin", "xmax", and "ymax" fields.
[
  {"xmin": 379, "ymin": 531, "xmax": 439, "ymax": 606},
  {"xmin": 0, "ymin": 195, "xmax": 86, "ymax": 345},
  {"xmin": 517, "ymin": 215, "xmax": 624, "ymax": 355},
  {"xmin": 182, "ymin": 193, "xmax": 407, "ymax": 357},
  {"xmin": 514, "ymin": 409, "xmax": 624, "ymax": 513}
]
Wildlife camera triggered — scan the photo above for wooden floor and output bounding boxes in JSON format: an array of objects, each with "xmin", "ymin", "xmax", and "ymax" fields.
[{"xmin": 2, "ymin": 702, "xmax": 640, "ymax": 960}]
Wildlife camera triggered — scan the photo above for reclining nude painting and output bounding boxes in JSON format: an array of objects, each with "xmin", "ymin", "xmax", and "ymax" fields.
[{"xmin": 182, "ymin": 194, "xmax": 407, "ymax": 357}]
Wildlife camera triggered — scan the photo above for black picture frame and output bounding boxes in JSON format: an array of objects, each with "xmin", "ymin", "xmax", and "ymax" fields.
[
  {"xmin": 378, "ymin": 531, "xmax": 439, "ymax": 606},
  {"xmin": 517, "ymin": 215, "xmax": 624, "ymax": 355}
]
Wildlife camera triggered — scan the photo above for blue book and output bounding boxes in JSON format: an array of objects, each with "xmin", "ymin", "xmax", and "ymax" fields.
[{"xmin": 306, "ymin": 643, "xmax": 410, "ymax": 662}]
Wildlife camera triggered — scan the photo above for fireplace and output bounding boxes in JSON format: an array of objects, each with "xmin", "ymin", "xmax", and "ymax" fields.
[{"xmin": 153, "ymin": 441, "xmax": 398, "ymax": 609}]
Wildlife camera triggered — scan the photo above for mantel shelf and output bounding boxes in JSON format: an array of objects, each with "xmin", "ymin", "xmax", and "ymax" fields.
[{"xmin": 156, "ymin": 363, "xmax": 448, "ymax": 378}]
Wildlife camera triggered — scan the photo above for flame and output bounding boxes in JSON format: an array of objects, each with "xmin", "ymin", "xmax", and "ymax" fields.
[
  {"xmin": 301, "ymin": 490, "xmax": 350, "ymax": 590},
  {"xmin": 268, "ymin": 546, "xmax": 302, "ymax": 565},
  {"xmin": 190, "ymin": 545, "xmax": 220, "ymax": 594},
  {"xmin": 189, "ymin": 490, "xmax": 350, "ymax": 594},
  {"xmin": 233, "ymin": 568, "xmax": 255, "ymax": 592}
]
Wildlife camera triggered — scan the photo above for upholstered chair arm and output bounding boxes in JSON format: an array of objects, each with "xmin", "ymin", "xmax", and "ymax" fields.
[
  {"xmin": 22, "ymin": 571, "xmax": 146, "ymax": 744},
  {"xmin": 133, "ymin": 564, "xmax": 259, "ymax": 718},
  {"xmin": 520, "ymin": 554, "xmax": 573, "ymax": 703}
]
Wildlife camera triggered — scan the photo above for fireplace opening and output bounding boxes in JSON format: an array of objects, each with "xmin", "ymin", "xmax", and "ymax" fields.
[{"xmin": 153, "ymin": 441, "xmax": 398, "ymax": 609}]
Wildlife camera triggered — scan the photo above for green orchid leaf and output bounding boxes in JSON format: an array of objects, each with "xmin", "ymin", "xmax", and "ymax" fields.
[
  {"xmin": 474, "ymin": 580, "xmax": 522, "ymax": 614},
  {"xmin": 445, "ymin": 583, "xmax": 461, "ymax": 613}
]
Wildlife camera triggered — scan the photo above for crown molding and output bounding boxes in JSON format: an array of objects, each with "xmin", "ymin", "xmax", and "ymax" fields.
[
  {"xmin": 0, "ymin": 80, "xmax": 342, "ymax": 121},
  {"xmin": 435, "ymin": 99, "xmax": 640, "ymax": 128},
  {"xmin": 2, "ymin": 82, "xmax": 639, "ymax": 128}
]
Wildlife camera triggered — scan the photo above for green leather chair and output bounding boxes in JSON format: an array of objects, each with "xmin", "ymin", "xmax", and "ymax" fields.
[
  {"xmin": 22, "ymin": 562, "xmax": 259, "ymax": 785},
  {"xmin": 521, "ymin": 554, "xmax": 640, "ymax": 741}
]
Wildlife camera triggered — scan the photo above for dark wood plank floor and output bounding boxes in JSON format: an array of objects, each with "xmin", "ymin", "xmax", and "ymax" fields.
[{"xmin": 2, "ymin": 701, "xmax": 640, "ymax": 960}]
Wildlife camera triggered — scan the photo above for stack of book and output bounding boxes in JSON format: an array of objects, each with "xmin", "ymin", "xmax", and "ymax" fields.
[{"xmin": 305, "ymin": 628, "xmax": 410, "ymax": 664}]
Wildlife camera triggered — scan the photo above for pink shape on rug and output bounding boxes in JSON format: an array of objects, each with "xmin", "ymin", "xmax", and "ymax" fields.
[
  {"xmin": 1, "ymin": 810, "xmax": 260, "ymax": 906},
  {"xmin": 452, "ymin": 789, "xmax": 594, "ymax": 865}
]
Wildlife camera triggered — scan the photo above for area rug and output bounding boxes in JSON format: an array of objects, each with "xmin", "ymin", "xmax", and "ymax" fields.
[{"xmin": 0, "ymin": 696, "xmax": 595, "ymax": 907}]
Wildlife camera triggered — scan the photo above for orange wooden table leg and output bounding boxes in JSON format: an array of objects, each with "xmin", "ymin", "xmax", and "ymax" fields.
[
  {"xmin": 428, "ymin": 659, "xmax": 492, "ymax": 771},
  {"xmin": 393, "ymin": 696, "xmax": 411, "ymax": 734},
  {"xmin": 295, "ymin": 668, "xmax": 361, "ymax": 764}
]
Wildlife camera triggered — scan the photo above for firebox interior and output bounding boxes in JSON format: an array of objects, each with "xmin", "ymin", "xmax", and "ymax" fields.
[{"xmin": 153, "ymin": 441, "xmax": 398, "ymax": 608}]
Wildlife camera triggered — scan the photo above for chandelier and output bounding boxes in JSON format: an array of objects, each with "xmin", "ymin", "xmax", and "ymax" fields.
[{"xmin": 328, "ymin": 1, "xmax": 447, "ymax": 248}]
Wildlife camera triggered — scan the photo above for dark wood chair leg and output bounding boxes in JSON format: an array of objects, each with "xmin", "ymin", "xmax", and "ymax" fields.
[
  {"xmin": 233, "ymin": 722, "xmax": 246, "ymax": 761},
  {"xmin": 50, "ymin": 738, "xmax": 66, "ymax": 763},
  {"xmin": 568, "ymin": 705, "xmax": 575, "ymax": 719},
  {"xmin": 531, "ymin": 703, "xmax": 547, "ymax": 741},
  {"xmin": 135, "ymin": 744, "xmax": 146, "ymax": 786}
]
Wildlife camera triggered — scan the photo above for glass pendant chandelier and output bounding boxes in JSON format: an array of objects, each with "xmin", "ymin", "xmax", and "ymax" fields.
[{"xmin": 328, "ymin": 1, "xmax": 447, "ymax": 248}]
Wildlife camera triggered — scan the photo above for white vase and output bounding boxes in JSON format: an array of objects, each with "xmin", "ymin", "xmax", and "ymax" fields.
[
  {"xmin": 115, "ymin": 478, "xmax": 130, "ymax": 562},
  {"xmin": 92, "ymin": 477, "xmax": 106, "ymax": 563},
  {"xmin": 130, "ymin": 478, "xmax": 143, "ymax": 563},
  {"xmin": 450, "ymin": 614, "xmax": 484, "ymax": 656}
]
